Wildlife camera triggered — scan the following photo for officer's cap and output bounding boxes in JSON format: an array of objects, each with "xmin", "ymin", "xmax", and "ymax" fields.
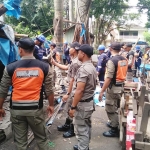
[
  {"xmin": 70, "ymin": 42, "xmax": 81, "ymax": 50},
  {"xmin": 78, "ymin": 44, "xmax": 93, "ymax": 57},
  {"xmin": 17, "ymin": 37, "xmax": 35, "ymax": 50},
  {"xmin": 110, "ymin": 42, "xmax": 121, "ymax": 51},
  {"xmin": 125, "ymin": 43, "xmax": 132, "ymax": 47}
]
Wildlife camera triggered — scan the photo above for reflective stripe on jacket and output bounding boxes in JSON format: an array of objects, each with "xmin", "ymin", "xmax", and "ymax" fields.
[
  {"xmin": 110, "ymin": 55, "xmax": 128, "ymax": 85},
  {"xmin": 7, "ymin": 59, "xmax": 49, "ymax": 109}
]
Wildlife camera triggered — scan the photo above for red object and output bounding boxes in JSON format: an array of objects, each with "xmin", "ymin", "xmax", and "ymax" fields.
[{"xmin": 126, "ymin": 111, "xmax": 136, "ymax": 150}]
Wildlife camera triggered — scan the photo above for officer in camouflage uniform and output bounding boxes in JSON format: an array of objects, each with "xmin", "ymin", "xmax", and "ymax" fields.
[{"xmin": 69, "ymin": 44, "xmax": 97, "ymax": 150}]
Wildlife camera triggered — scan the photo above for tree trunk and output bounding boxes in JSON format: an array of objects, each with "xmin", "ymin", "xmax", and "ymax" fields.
[
  {"xmin": 73, "ymin": 0, "xmax": 92, "ymax": 44},
  {"xmin": 54, "ymin": 0, "xmax": 64, "ymax": 54},
  {"xmin": 69, "ymin": 0, "xmax": 74, "ymax": 26}
]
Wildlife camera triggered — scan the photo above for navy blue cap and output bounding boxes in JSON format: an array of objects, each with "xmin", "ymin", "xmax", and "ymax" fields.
[
  {"xmin": 17, "ymin": 37, "xmax": 35, "ymax": 50},
  {"xmin": 110, "ymin": 42, "xmax": 121, "ymax": 51},
  {"xmin": 79, "ymin": 44, "xmax": 93, "ymax": 57}
]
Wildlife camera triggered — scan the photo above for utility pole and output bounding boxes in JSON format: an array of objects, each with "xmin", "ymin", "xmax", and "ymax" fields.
[{"xmin": 54, "ymin": 0, "xmax": 64, "ymax": 54}]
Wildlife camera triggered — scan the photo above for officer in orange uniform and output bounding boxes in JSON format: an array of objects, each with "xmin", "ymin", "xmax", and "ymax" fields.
[
  {"xmin": 0, "ymin": 38, "xmax": 54, "ymax": 150},
  {"xmin": 99, "ymin": 42, "xmax": 128, "ymax": 137}
]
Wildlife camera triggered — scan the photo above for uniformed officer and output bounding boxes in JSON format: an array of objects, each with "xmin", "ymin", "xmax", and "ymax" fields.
[
  {"xmin": 49, "ymin": 43, "xmax": 66, "ymax": 93},
  {"xmin": 134, "ymin": 45, "xmax": 143, "ymax": 76},
  {"xmin": 96, "ymin": 45, "xmax": 108, "ymax": 88},
  {"xmin": 120, "ymin": 43, "xmax": 134, "ymax": 81},
  {"xmin": 34, "ymin": 34, "xmax": 46, "ymax": 60},
  {"xmin": 69, "ymin": 44, "xmax": 97, "ymax": 150},
  {"xmin": 99, "ymin": 42, "xmax": 128, "ymax": 137},
  {"xmin": 0, "ymin": 38, "xmax": 54, "ymax": 150},
  {"xmin": 52, "ymin": 42, "xmax": 82, "ymax": 138}
]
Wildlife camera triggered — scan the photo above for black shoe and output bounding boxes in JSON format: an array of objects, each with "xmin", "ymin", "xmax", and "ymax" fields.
[
  {"xmin": 63, "ymin": 124, "xmax": 75, "ymax": 138},
  {"xmin": 60, "ymin": 85, "xmax": 67, "ymax": 94},
  {"xmin": 73, "ymin": 145, "xmax": 78, "ymax": 150},
  {"xmin": 103, "ymin": 128, "xmax": 119, "ymax": 137},
  {"xmin": 57, "ymin": 118, "xmax": 71, "ymax": 131},
  {"xmin": 73, "ymin": 145, "xmax": 89, "ymax": 150},
  {"xmin": 106, "ymin": 122, "xmax": 112, "ymax": 128}
]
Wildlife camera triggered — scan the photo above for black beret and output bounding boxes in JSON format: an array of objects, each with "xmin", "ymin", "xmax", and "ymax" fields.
[{"xmin": 17, "ymin": 37, "xmax": 35, "ymax": 50}]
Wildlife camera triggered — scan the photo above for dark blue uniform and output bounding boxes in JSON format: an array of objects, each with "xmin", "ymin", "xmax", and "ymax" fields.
[
  {"xmin": 64, "ymin": 47, "xmax": 70, "ymax": 64},
  {"xmin": 96, "ymin": 53, "xmax": 108, "ymax": 87},
  {"xmin": 134, "ymin": 50, "xmax": 143, "ymax": 76},
  {"xmin": 34, "ymin": 45, "xmax": 46, "ymax": 60}
]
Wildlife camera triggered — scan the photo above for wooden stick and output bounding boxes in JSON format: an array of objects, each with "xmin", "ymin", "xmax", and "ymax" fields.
[{"xmin": 63, "ymin": 19, "xmax": 81, "ymax": 25}]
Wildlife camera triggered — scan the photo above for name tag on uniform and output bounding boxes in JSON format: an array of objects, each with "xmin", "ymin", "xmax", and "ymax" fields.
[{"xmin": 16, "ymin": 70, "xmax": 39, "ymax": 78}]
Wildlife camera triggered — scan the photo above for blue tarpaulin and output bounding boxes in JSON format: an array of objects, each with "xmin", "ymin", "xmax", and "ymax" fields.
[
  {"xmin": 3, "ymin": 0, "xmax": 23, "ymax": 19},
  {"xmin": 80, "ymin": 23, "xmax": 86, "ymax": 42},
  {"xmin": 0, "ymin": 37, "xmax": 19, "ymax": 65}
]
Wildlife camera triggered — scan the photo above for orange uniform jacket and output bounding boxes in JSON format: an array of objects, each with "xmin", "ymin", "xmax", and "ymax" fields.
[{"xmin": 7, "ymin": 59, "xmax": 49, "ymax": 110}]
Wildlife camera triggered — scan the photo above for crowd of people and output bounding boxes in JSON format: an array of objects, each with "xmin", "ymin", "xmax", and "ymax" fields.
[{"xmin": 0, "ymin": 35, "xmax": 149, "ymax": 150}]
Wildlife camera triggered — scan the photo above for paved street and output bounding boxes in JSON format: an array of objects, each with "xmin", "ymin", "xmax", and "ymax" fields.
[{"xmin": 0, "ymin": 106, "xmax": 121, "ymax": 150}]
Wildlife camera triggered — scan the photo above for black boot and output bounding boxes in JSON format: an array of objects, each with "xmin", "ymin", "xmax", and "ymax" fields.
[
  {"xmin": 73, "ymin": 145, "xmax": 89, "ymax": 150},
  {"xmin": 103, "ymin": 127, "xmax": 119, "ymax": 137},
  {"xmin": 63, "ymin": 123, "xmax": 75, "ymax": 138},
  {"xmin": 106, "ymin": 122, "xmax": 112, "ymax": 128},
  {"xmin": 57, "ymin": 118, "xmax": 71, "ymax": 131},
  {"xmin": 60, "ymin": 85, "xmax": 67, "ymax": 94}
]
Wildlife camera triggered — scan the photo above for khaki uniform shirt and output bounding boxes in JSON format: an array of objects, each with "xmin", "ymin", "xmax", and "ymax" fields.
[
  {"xmin": 67, "ymin": 57, "xmax": 82, "ymax": 81},
  {"xmin": 105, "ymin": 57, "xmax": 123, "ymax": 93},
  {"xmin": 105, "ymin": 60, "xmax": 115, "ymax": 79},
  {"xmin": 72, "ymin": 60, "xmax": 97, "ymax": 100}
]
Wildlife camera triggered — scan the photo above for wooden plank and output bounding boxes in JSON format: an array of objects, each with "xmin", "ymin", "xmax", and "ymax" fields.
[
  {"xmin": 148, "ymin": 94, "xmax": 150, "ymax": 103},
  {"xmin": 135, "ymin": 141, "xmax": 150, "ymax": 150},
  {"xmin": 135, "ymin": 132, "xmax": 143, "ymax": 142},
  {"xmin": 140, "ymin": 102, "xmax": 150, "ymax": 136},
  {"xmin": 139, "ymin": 86, "xmax": 146, "ymax": 108},
  {"xmin": 138, "ymin": 106, "xmax": 143, "ymax": 117},
  {"xmin": 136, "ymin": 115, "xmax": 142, "ymax": 132},
  {"xmin": 146, "ymin": 117, "xmax": 150, "ymax": 136},
  {"xmin": 124, "ymin": 94, "xmax": 130, "ymax": 116},
  {"xmin": 132, "ymin": 98, "xmax": 138, "ymax": 116}
]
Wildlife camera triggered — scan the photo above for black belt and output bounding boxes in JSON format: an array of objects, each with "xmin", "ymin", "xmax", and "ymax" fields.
[
  {"xmin": 114, "ymin": 84, "xmax": 123, "ymax": 87},
  {"xmin": 10, "ymin": 105, "xmax": 42, "ymax": 110},
  {"xmin": 80, "ymin": 96, "xmax": 93, "ymax": 102}
]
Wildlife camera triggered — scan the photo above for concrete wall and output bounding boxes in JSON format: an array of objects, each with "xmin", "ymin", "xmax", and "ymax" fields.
[{"xmin": 63, "ymin": 27, "xmax": 75, "ymax": 44}]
